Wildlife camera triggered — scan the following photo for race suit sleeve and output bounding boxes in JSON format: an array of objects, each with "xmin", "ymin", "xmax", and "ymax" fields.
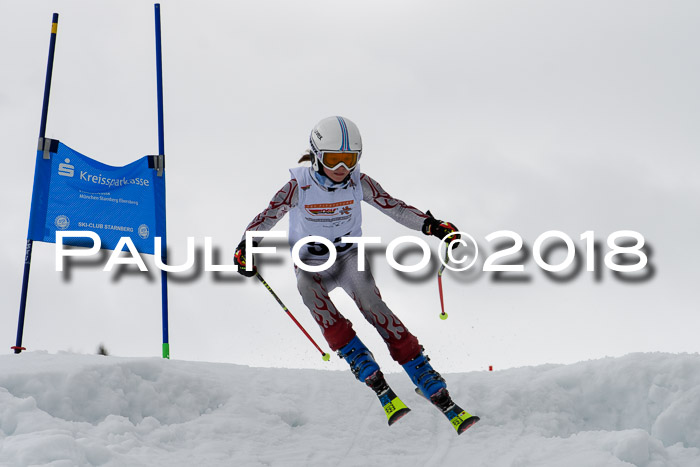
[
  {"xmin": 239, "ymin": 179, "xmax": 298, "ymax": 243},
  {"xmin": 360, "ymin": 173, "xmax": 429, "ymax": 231}
]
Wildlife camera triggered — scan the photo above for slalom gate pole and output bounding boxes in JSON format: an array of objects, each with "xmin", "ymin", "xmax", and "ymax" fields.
[
  {"xmin": 13, "ymin": 13, "xmax": 60, "ymax": 354},
  {"xmin": 154, "ymin": 3, "xmax": 170, "ymax": 359},
  {"xmin": 437, "ymin": 245, "xmax": 450, "ymax": 320},
  {"xmin": 255, "ymin": 272, "xmax": 331, "ymax": 361}
]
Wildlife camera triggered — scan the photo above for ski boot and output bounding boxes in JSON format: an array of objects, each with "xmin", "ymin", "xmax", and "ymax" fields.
[
  {"xmin": 338, "ymin": 336, "xmax": 411, "ymax": 425},
  {"xmin": 337, "ymin": 335, "xmax": 380, "ymax": 383},
  {"xmin": 402, "ymin": 350, "xmax": 447, "ymax": 397},
  {"xmin": 403, "ymin": 350, "xmax": 479, "ymax": 435}
]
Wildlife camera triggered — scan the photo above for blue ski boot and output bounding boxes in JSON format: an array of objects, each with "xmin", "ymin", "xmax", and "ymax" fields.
[
  {"xmin": 338, "ymin": 335, "xmax": 411, "ymax": 425},
  {"xmin": 402, "ymin": 350, "xmax": 447, "ymax": 397},
  {"xmin": 337, "ymin": 335, "xmax": 380, "ymax": 383}
]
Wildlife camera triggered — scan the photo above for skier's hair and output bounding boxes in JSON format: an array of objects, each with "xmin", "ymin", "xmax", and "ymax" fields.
[{"xmin": 298, "ymin": 149, "xmax": 313, "ymax": 164}]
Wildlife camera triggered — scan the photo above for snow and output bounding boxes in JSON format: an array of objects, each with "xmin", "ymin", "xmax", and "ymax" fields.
[{"xmin": 1, "ymin": 352, "xmax": 699, "ymax": 466}]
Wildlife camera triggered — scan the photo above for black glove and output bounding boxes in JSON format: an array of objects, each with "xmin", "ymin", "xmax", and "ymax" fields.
[
  {"xmin": 421, "ymin": 210, "xmax": 461, "ymax": 244},
  {"xmin": 234, "ymin": 239, "xmax": 257, "ymax": 277}
]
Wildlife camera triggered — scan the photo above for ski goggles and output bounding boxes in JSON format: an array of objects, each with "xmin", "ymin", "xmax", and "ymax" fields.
[{"xmin": 317, "ymin": 151, "xmax": 360, "ymax": 170}]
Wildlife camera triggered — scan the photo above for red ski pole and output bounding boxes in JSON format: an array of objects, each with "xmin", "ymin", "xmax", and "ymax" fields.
[
  {"xmin": 437, "ymin": 246, "xmax": 450, "ymax": 320},
  {"xmin": 255, "ymin": 271, "xmax": 331, "ymax": 361}
]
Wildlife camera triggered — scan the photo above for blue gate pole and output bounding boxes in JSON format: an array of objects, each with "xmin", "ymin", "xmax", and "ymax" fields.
[
  {"xmin": 154, "ymin": 4, "xmax": 170, "ymax": 359},
  {"xmin": 14, "ymin": 13, "xmax": 60, "ymax": 354}
]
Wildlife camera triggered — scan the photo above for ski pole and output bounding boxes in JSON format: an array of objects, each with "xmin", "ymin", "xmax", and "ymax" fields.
[
  {"xmin": 255, "ymin": 271, "xmax": 331, "ymax": 361},
  {"xmin": 437, "ymin": 244, "xmax": 450, "ymax": 320}
]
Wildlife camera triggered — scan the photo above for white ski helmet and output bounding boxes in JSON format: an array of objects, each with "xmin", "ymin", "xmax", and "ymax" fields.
[{"xmin": 309, "ymin": 116, "xmax": 362, "ymax": 173}]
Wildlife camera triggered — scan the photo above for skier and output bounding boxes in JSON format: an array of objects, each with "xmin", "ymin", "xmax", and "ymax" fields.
[{"xmin": 234, "ymin": 116, "xmax": 478, "ymax": 433}]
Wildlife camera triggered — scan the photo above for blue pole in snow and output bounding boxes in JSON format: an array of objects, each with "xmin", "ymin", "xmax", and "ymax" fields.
[
  {"xmin": 154, "ymin": 4, "xmax": 170, "ymax": 359},
  {"xmin": 14, "ymin": 13, "xmax": 60, "ymax": 354}
]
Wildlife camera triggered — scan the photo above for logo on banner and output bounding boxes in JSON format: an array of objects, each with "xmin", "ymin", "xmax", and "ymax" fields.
[
  {"xmin": 58, "ymin": 159, "xmax": 74, "ymax": 177},
  {"xmin": 54, "ymin": 215, "xmax": 70, "ymax": 230},
  {"xmin": 138, "ymin": 224, "xmax": 150, "ymax": 239}
]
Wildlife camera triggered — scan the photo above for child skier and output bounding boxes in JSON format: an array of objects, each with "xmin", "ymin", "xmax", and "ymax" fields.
[{"xmin": 234, "ymin": 116, "xmax": 478, "ymax": 434}]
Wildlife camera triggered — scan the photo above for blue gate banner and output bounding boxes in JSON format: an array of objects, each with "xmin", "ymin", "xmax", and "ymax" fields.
[{"xmin": 27, "ymin": 141, "xmax": 166, "ymax": 255}]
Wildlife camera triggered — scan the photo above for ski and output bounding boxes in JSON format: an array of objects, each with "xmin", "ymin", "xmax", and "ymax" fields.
[
  {"xmin": 415, "ymin": 388, "xmax": 479, "ymax": 435},
  {"xmin": 365, "ymin": 371, "xmax": 411, "ymax": 425}
]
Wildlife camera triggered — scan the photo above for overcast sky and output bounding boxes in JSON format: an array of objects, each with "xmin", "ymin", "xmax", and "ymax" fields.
[{"xmin": 1, "ymin": 0, "xmax": 698, "ymax": 374}]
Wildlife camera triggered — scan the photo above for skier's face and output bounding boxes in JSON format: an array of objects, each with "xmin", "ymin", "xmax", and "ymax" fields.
[{"xmin": 323, "ymin": 165, "xmax": 350, "ymax": 182}]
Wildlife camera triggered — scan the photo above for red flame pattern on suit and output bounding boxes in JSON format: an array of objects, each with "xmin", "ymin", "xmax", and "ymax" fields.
[
  {"xmin": 349, "ymin": 287, "xmax": 412, "ymax": 347},
  {"xmin": 246, "ymin": 180, "xmax": 297, "ymax": 231},
  {"xmin": 361, "ymin": 174, "xmax": 428, "ymax": 222},
  {"xmin": 310, "ymin": 274, "xmax": 337, "ymax": 328},
  {"xmin": 240, "ymin": 172, "xmax": 430, "ymax": 241}
]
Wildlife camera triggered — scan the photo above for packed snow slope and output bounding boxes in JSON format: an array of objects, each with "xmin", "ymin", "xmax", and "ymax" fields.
[{"xmin": 1, "ymin": 352, "xmax": 699, "ymax": 467}]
